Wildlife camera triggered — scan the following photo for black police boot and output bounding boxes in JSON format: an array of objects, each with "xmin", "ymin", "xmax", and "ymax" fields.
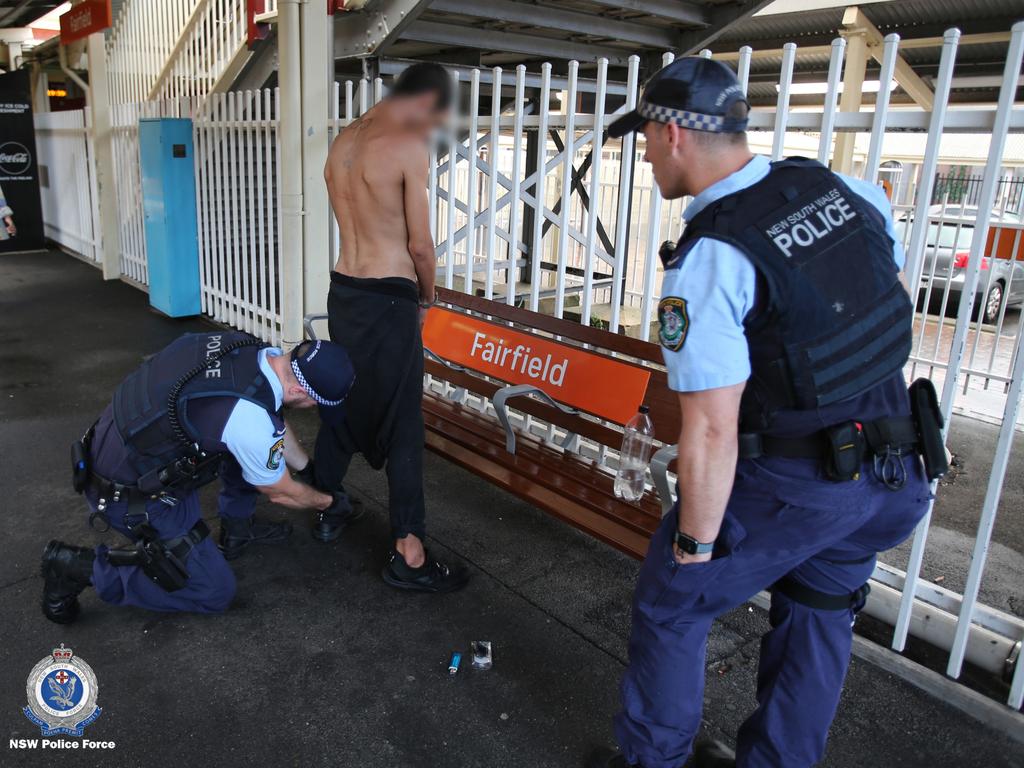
[
  {"xmin": 382, "ymin": 549, "xmax": 469, "ymax": 593},
  {"xmin": 41, "ymin": 541, "xmax": 95, "ymax": 625},
  {"xmin": 219, "ymin": 516, "xmax": 293, "ymax": 561},
  {"xmin": 686, "ymin": 740, "xmax": 736, "ymax": 768},
  {"xmin": 311, "ymin": 492, "xmax": 363, "ymax": 543},
  {"xmin": 586, "ymin": 747, "xmax": 639, "ymax": 768}
]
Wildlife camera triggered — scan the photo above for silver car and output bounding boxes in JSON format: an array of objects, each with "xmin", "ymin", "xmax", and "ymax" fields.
[{"xmin": 897, "ymin": 206, "xmax": 1024, "ymax": 324}]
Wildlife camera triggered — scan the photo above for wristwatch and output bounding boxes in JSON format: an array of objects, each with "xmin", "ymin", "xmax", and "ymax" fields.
[{"xmin": 673, "ymin": 530, "xmax": 715, "ymax": 555}]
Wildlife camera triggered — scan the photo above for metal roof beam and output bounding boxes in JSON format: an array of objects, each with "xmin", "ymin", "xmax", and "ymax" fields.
[
  {"xmin": 334, "ymin": 0, "xmax": 432, "ymax": 59},
  {"xmin": 430, "ymin": 0, "xmax": 680, "ymax": 50},
  {"xmin": 841, "ymin": 6, "xmax": 933, "ymax": 110},
  {"xmin": 584, "ymin": 0, "xmax": 710, "ymax": 27},
  {"xmin": 712, "ymin": 31, "xmax": 1014, "ymax": 62},
  {"xmin": 676, "ymin": 0, "xmax": 775, "ymax": 54},
  {"xmin": 403, "ymin": 20, "xmax": 631, "ymax": 65}
]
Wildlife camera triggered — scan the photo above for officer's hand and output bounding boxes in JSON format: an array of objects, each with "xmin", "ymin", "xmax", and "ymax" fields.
[{"xmin": 673, "ymin": 544, "xmax": 713, "ymax": 566}]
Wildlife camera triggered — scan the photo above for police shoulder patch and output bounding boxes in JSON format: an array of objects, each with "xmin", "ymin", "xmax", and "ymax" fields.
[
  {"xmin": 267, "ymin": 437, "xmax": 285, "ymax": 470},
  {"xmin": 658, "ymin": 297, "xmax": 689, "ymax": 352}
]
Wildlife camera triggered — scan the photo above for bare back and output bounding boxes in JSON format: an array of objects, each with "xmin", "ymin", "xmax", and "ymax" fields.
[{"xmin": 326, "ymin": 107, "xmax": 428, "ymax": 282}]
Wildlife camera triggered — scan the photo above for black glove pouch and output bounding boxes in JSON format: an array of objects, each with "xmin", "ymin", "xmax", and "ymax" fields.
[{"xmin": 909, "ymin": 378, "xmax": 949, "ymax": 481}]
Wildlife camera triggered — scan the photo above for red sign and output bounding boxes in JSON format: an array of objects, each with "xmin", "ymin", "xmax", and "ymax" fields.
[
  {"xmin": 59, "ymin": 0, "xmax": 112, "ymax": 45},
  {"xmin": 423, "ymin": 307, "xmax": 651, "ymax": 425}
]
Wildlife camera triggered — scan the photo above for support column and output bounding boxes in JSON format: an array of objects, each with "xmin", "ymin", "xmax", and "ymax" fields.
[
  {"xmin": 300, "ymin": 0, "xmax": 332, "ymax": 317},
  {"xmin": 86, "ymin": 32, "xmax": 120, "ymax": 281},
  {"xmin": 278, "ymin": 0, "xmax": 305, "ymax": 347},
  {"xmin": 831, "ymin": 29, "xmax": 867, "ymax": 174}
]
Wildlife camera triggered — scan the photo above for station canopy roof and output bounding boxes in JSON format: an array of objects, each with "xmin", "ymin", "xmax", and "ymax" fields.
[{"xmin": 350, "ymin": 0, "xmax": 1024, "ymax": 106}]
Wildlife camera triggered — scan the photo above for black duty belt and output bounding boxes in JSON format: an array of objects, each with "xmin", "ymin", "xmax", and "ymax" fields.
[
  {"xmin": 739, "ymin": 415, "xmax": 920, "ymax": 488},
  {"xmin": 87, "ymin": 471, "xmax": 181, "ymax": 531}
]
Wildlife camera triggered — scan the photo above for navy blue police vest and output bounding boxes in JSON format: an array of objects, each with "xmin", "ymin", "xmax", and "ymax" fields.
[
  {"xmin": 111, "ymin": 331, "xmax": 279, "ymax": 482},
  {"xmin": 673, "ymin": 157, "xmax": 913, "ymax": 433}
]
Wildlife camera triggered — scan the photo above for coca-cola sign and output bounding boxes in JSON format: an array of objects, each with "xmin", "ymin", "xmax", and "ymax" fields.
[{"xmin": 0, "ymin": 142, "xmax": 31, "ymax": 176}]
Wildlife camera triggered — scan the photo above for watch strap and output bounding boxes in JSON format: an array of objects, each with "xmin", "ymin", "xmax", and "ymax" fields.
[{"xmin": 673, "ymin": 530, "xmax": 715, "ymax": 555}]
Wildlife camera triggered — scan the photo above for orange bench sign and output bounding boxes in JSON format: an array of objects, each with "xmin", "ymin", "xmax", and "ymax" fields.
[{"xmin": 423, "ymin": 307, "xmax": 651, "ymax": 424}]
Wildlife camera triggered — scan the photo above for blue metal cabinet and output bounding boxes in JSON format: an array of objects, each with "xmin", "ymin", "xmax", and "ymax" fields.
[{"xmin": 139, "ymin": 118, "xmax": 201, "ymax": 317}]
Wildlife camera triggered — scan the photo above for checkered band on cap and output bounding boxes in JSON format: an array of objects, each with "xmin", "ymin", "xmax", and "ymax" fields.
[
  {"xmin": 291, "ymin": 358, "xmax": 346, "ymax": 407},
  {"xmin": 638, "ymin": 98, "xmax": 727, "ymax": 133}
]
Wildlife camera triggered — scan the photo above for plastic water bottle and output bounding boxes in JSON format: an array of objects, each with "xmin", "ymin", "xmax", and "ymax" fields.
[{"xmin": 614, "ymin": 405, "xmax": 654, "ymax": 502}]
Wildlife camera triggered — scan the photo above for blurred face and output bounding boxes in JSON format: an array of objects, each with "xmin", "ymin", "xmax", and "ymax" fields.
[
  {"xmin": 642, "ymin": 121, "xmax": 689, "ymax": 200},
  {"xmin": 399, "ymin": 92, "xmax": 451, "ymax": 137}
]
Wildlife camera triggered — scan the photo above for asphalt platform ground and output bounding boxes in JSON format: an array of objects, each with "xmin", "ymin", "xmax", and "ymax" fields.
[{"xmin": 1, "ymin": 249, "xmax": 1021, "ymax": 767}]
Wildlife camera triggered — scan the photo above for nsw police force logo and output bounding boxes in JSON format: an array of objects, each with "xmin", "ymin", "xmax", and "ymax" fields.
[{"xmin": 23, "ymin": 644, "xmax": 102, "ymax": 736}]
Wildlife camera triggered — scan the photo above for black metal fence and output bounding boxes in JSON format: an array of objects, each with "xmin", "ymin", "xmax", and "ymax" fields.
[{"xmin": 932, "ymin": 172, "xmax": 1024, "ymax": 213}]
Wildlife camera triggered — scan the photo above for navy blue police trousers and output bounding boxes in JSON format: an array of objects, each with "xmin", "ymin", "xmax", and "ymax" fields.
[
  {"xmin": 614, "ymin": 455, "xmax": 930, "ymax": 768},
  {"xmin": 87, "ymin": 457, "xmax": 256, "ymax": 614}
]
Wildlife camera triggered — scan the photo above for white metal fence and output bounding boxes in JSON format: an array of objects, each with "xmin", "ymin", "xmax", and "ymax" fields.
[
  {"xmin": 195, "ymin": 89, "xmax": 283, "ymax": 343},
  {"xmin": 36, "ymin": 23, "xmax": 1024, "ymax": 708},
  {"xmin": 34, "ymin": 109, "xmax": 100, "ymax": 261}
]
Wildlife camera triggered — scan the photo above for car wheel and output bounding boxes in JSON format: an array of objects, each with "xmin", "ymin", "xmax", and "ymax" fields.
[{"xmin": 983, "ymin": 282, "xmax": 1004, "ymax": 324}]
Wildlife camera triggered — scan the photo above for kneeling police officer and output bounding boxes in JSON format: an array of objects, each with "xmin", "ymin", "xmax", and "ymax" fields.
[
  {"xmin": 41, "ymin": 331, "xmax": 357, "ymax": 623},
  {"xmin": 589, "ymin": 58, "xmax": 946, "ymax": 768}
]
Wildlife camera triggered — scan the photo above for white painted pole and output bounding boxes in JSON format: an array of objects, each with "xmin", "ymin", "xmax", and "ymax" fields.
[
  {"xmin": 904, "ymin": 28, "xmax": 961, "ymax": 291},
  {"xmin": 864, "ymin": 33, "xmax": 900, "ymax": 184},
  {"xmin": 638, "ymin": 52, "xmax": 674, "ymax": 341},
  {"xmin": 736, "ymin": 46, "xmax": 752, "ymax": 92},
  {"xmin": 555, "ymin": 60, "xmax": 579, "ymax": 319},
  {"xmin": 277, "ymin": 0, "xmax": 305, "ymax": 347},
  {"xmin": 529, "ymin": 62, "xmax": 551, "ymax": 313},
  {"xmin": 817, "ymin": 38, "xmax": 846, "ymax": 166},
  {"xmin": 581, "ymin": 57, "xmax": 607, "ymax": 325},
  {"xmin": 486, "ymin": 67, "xmax": 502, "ymax": 300},
  {"xmin": 771, "ymin": 43, "xmax": 796, "ymax": 161},
  {"xmin": 466, "ymin": 68, "xmax": 480, "ymax": 290},
  {"xmin": 610, "ymin": 55, "xmax": 639, "ymax": 335},
  {"xmin": 445, "ymin": 70, "xmax": 460, "ymax": 291},
  {"xmin": 507, "ymin": 65, "xmax": 526, "ymax": 305}
]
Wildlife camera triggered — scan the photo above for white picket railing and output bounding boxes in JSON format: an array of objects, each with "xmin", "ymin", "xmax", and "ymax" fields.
[
  {"xmin": 106, "ymin": 0, "xmax": 250, "ymax": 106},
  {"xmin": 37, "ymin": 23, "xmax": 1024, "ymax": 708}
]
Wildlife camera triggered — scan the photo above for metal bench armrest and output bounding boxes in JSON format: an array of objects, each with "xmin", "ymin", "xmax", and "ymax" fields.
[
  {"xmin": 303, "ymin": 313, "xmax": 329, "ymax": 341},
  {"xmin": 493, "ymin": 384, "xmax": 578, "ymax": 455},
  {"xmin": 424, "ymin": 346, "xmax": 466, "ymax": 373},
  {"xmin": 651, "ymin": 443, "xmax": 678, "ymax": 514}
]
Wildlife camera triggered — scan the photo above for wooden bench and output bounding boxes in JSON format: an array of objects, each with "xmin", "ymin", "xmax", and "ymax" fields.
[{"xmin": 305, "ymin": 288, "xmax": 679, "ymax": 558}]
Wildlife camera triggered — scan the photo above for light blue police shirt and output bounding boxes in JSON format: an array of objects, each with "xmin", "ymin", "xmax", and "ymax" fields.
[
  {"xmin": 220, "ymin": 348, "xmax": 287, "ymax": 486},
  {"xmin": 659, "ymin": 154, "xmax": 903, "ymax": 393}
]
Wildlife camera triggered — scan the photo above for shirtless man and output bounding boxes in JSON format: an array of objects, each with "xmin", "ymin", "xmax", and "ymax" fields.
[{"xmin": 311, "ymin": 62, "xmax": 468, "ymax": 593}]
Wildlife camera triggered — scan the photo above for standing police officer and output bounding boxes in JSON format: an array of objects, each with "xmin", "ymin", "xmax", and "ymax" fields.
[
  {"xmin": 41, "ymin": 331, "xmax": 357, "ymax": 623},
  {"xmin": 588, "ymin": 58, "xmax": 939, "ymax": 768}
]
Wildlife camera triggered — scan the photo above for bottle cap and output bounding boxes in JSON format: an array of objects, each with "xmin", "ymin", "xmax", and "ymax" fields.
[{"xmin": 638, "ymin": 405, "xmax": 649, "ymax": 414}]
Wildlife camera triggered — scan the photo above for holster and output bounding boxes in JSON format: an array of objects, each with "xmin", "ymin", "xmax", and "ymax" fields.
[
  {"xmin": 105, "ymin": 520, "xmax": 209, "ymax": 592},
  {"xmin": 908, "ymin": 378, "xmax": 949, "ymax": 481}
]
